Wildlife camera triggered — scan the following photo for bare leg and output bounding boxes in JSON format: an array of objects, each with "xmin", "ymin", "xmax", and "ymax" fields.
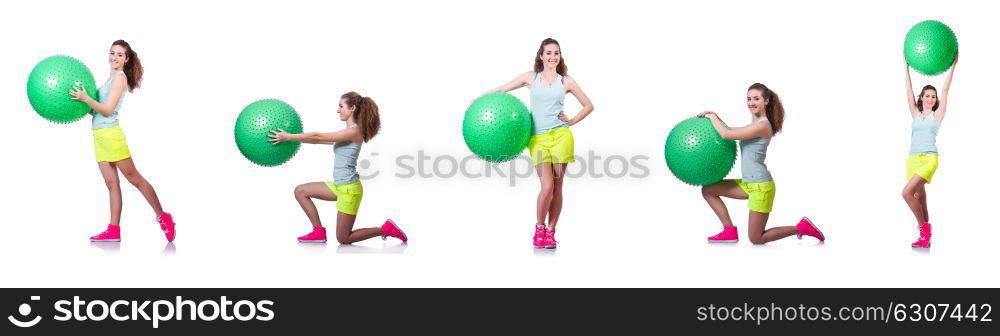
[
  {"xmin": 98, "ymin": 162, "xmax": 122, "ymax": 226},
  {"xmin": 535, "ymin": 163, "xmax": 555, "ymax": 226},
  {"xmin": 746, "ymin": 211, "xmax": 798, "ymax": 244},
  {"xmin": 902, "ymin": 175, "xmax": 928, "ymax": 225},
  {"xmin": 547, "ymin": 163, "xmax": 567, "ymax": 230},
  {"xmin": 334, "ymin": 212, "xmax": 382, "ymax": 245},
  {"xmin": 294, "ymin": 182, "xmax": 335, "ymax": 227},
  {"xmin": 701, "ymin": 180, "xmax": 746, "ymax": 227},
  {"xmin": 115, "ymin": 158, "xmax": 164, "ymax": 217},
  {"xmin": 914, "ymin": 184, "xmax": 929, "ymax": 224},
  {"xmin": 293, "ymin": 182, "xmax": 381, "ymax": 243}
]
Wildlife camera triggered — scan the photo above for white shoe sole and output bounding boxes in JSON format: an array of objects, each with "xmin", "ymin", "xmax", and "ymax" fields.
[
  {"xmin": 708, "ymin": 240, "xmax": 738, "ymax": 243},
  {"xmin": 91, "ymin": 239, "xmax": 121, "ymax": 242},
  {"xmin": 298, "ymin": 240, "xmax": 327, "ymax": 243}
]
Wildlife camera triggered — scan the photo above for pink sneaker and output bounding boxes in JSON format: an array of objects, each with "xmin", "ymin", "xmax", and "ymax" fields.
[
  {"xmin": 542, "ymin": 227, "xmax": 558, "ymax": 249},
  {"xmin": 912, "ymin": 222, "xmax": 931, "ymax": 248},
  {"xmin": 157, "ymin": 212, "xmax": 176, "ymax": 243},
  {"xmin": 796, "ymin": 217, "xmax": 825, "ymax": 242},
  {"xmin": 298, "ymin": 226, "xmax": 327, "ymax": 243},
  {"xmin": 381, "ymin": 219, "xmax": 408, "ymax": 243},
  {"xmin": 90, "ymin": 224, "xmax": 121, "ymax": 242},
  {"xmin": 707, "ymin": 226, "xmax": 738, "ymax": 243},
  {"xmin": 533, "ymin": 225, "xmax": 546, "ymax": 248}
]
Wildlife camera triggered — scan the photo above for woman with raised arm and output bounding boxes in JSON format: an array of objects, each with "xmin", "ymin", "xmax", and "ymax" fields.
[{"xmin": 902, "ymin": 53, "xmax": 957, "ymax": 248}]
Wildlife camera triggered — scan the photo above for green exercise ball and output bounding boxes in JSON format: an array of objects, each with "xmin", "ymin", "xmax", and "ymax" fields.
[
  {"xmin": 26, "ymin": 55, "xmax": 98, "ymax": 123},
  {"xmin": 234, "ymin": 99, "xmax": 303, "ymax": 167},
  {"xmin": 664, "ymin": 117, "xmax": 737, "ymax": 186},
  {"xmin": 904, "ymin": 20, "xmax": 958, "ymax": 76},
  {"xmin": 462, "ymin": 92, "xmax": 533, "ymax": 163}
]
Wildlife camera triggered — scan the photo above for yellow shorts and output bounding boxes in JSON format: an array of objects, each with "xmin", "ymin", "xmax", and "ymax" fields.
[
  {"xmin": 735, "ymin": 179, "xmax": 776, "ymax": 213},
  {"xmin": 528, "ymin": 127, "xmax": 575, "ymax": 165},
  {"xmin": 324, "ymin": 181, "xmax": 363, "ymax": 216},
  {"xmin": 93, "ymin": 126, "xmax": 131, "ymax": 163},
  {"xmin": 907, "ymin": 153, "xmax": 939, "ymax": 183}
]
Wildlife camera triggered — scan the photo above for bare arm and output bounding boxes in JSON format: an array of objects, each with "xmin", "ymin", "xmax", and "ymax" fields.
[
  {"xmin": 700, "ymin": 112, "xmax": 772, "ymax": 141},
  {"xmin": 70, "ymin": 75, "xmax": 126, "ymax": 116},
  {"xmin": 904, "ymin": 60, "xmax": 918, "ymax": 117},
  {"xmin": 269, "ymin": 127, "xmax": 362, "ymax": 145},
  {"xmin": 936, "ymin": 52, "xmax": 958, "ymax": 123},
  {"xmin": 483, "ymin": 72, "xmax": 533, "ymax": 96},
  {"xmin": 560, "ymin": 76, "xmax": 594, "ymax": 126}
]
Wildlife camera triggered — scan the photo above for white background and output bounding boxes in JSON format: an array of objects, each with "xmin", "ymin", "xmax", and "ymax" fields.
[{"xmin": 0, "ymin": 0, "xmax": 996, "ymax": 287}]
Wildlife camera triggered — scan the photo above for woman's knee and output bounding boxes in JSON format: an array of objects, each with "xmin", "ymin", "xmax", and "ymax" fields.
[
  {"xmin": 551, "ymin": 183, "xmax": 564, "ymax": 197},
  {"xmin": 539, "ymin": 182, "xmax": 555, "ymax": 197},
  {"xmin": 123, "ymin": 172, "xmax": 144, "ymax": 186},
  {"xmin": 701, "ymin": 186, "xmax": 714, "ymax": 198},
  {"xmin": 748, "ymin": 235, "xmax": 766, "ymax": 245},
  {"xmin": 103, "ymin": 177, "xmax": 120, "ymax": 190},
  {"xmin": 294, "ymin": 184, "xmax": 309, "ymax": 199}
]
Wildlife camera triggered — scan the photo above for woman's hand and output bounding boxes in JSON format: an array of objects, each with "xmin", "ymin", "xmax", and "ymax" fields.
[
  {"xmin": 559, "ymin": 112, "xmax": 575, "ymax": 126},
  {"xmin": 67, "ymin": 83, "xmax": 92, "ymax": 103},
  {"xmin": 697, "ymin": 111, "xmax": 717, "ymax": 118},
  {"xmin": 268, "ymin": 129, "xmax": 292, "ymax": 144}
]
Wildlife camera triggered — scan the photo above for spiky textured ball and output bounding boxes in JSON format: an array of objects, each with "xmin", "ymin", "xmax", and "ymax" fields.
[
  {"xmin": 234, "ymin": 99, "xmax": 303, "ymax": 167},
  {"xmin": 664, "ymin": 117, "xmax": 737, "ymax": 186},
  {"xmin": 26, "ymin": 55, "xmax": 98, "ymax": 123},
  {"xmin": 904, "ymin": 20, "xmax": 958, "ymax": 76},
  {"xmin": 463, "ymin": 93, "xmax": 533, "ymax": 163}
]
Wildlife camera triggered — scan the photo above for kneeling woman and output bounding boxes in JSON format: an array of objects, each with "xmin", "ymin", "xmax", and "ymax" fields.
[
  {"xmin": 269, "ymin": 92, "xmax": 407, "ymax": 244},
  {"xmin": 699, "ymin": 83, "xmax": 824, "ymax": 244}
]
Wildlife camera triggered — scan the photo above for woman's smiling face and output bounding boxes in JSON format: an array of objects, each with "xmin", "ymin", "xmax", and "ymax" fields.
[
  {"xmin": 539, "ymin": 43, "xmax": 561, "ymax": 70},
  {"xmin": 109, "ymin": 44, "xmax": 128, "ymax": 70},
  {"xmin": 746, "ymin": 89, "xmax": 768, "ymax": 115}
]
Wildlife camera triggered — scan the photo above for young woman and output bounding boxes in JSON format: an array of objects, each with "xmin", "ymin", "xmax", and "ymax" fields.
[
  {"xmin": 699, "ymin": 83, "xmax": 824, "ymax": 245},
  {"xmin": 903, "ymin": 53, "xmax": 957, "ymax": 248},
  {"xmin": 68, "ymin": 40, "xmax": 176, "ymax": 243},
  {"xmin": 479, "ymin": 38, "xmax": 594, "ymax": 249},
  {"xmin": 269, "ymin": 92, "xmax": 407, "ymax": 244}
]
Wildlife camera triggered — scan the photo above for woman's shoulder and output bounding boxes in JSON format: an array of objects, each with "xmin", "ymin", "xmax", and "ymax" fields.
[
  {"xmin": 562, "ymin": 74, "xmax": 578, "ymax": 86},
  {"xmin": 111, "ymin": 72, "xmax": 128, "ymax": 84}
]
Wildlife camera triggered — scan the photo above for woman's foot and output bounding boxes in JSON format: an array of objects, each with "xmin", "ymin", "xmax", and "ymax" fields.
[
  {"xmin": 533, "ymin": 225, "xmax": 546, "ymax": 248},
  {"xmin": 912, "ymin": 222, "xmax": 931, "ymax": 248},
  {"xmin": 707, "ymin": 226, "xmax": 738, "ymax": 243},
  {"xmin": 157, "ymin": 212, "xmax": 176, "ymax": 243},
  {"xmin": 90, "ymin": 224, "xmax": 121, "ymax": 242},
  {"xmin": 381, "ymin": 219, "xmax": 408, "ymax": 243},
  {"xmin": 542, "ymin": 227, "xmax": 558, "ymax": 249},
  {"xmin": 298, "ymin": 226, "xmax": 327, "ymax": 243},
  {"xmin": 796, "ymin": 217, "xmax": 825, "ymax": 242}
]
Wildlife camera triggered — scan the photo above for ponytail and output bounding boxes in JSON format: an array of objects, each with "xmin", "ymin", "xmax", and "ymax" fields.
[
  {"xmin": 112, "ymin": 40, "xmax": 143, "ymax": 92},
  {"xmin": 748, "ymin": 83, "xmax": 784, "ymax": 134},
  {"xmin": 342, "ymin": 91, "xmax": 381, "ymax": 142}
]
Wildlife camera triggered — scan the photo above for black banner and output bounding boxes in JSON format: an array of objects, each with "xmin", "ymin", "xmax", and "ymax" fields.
[{"xmin": 1, "ymin": 289, "xmax": 996, "ymax": 333}]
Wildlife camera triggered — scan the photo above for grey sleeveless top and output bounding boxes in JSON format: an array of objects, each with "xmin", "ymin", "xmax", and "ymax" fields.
[
  {"xmin": 739, "ymin": 119, "xmax": 773, "ymax": 183},
  {"xmin": 332, "ymin": 125, "xmax": 362, "ymax": 185}
]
